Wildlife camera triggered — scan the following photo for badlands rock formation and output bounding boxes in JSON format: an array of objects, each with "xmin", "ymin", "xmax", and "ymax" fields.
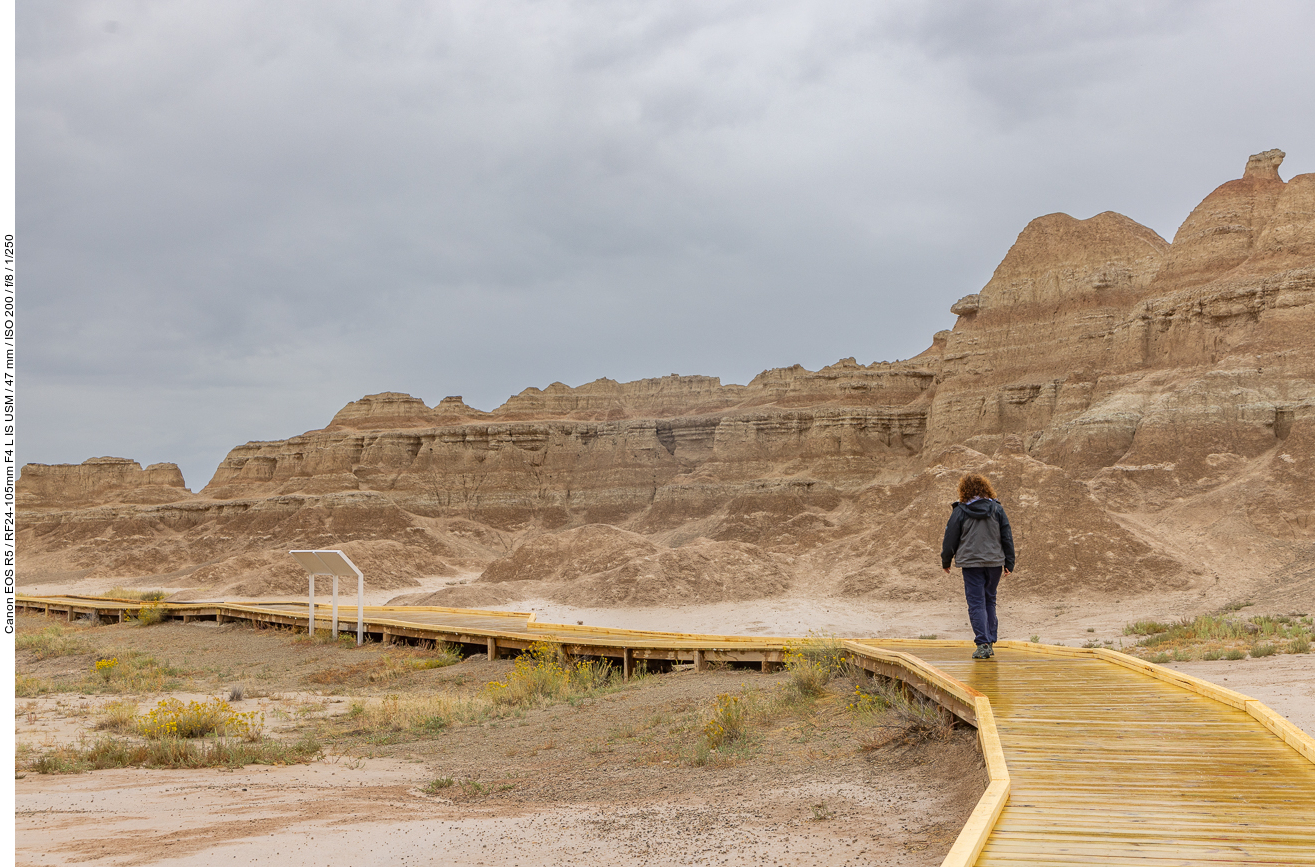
[{"xmin": 18, "ymin": 151, "xmax": 1315, "ymax": 609}]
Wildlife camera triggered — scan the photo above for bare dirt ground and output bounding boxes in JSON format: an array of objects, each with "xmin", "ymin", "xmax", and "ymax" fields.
[{"xmin": 15, "ymin": 613, "xmax": 986, "ymax": 867}]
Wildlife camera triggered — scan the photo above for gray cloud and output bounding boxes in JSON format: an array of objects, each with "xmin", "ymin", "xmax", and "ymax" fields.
[{"xmin": 18, "ymin": 0, "xmax": 1315, "ymax": 488}]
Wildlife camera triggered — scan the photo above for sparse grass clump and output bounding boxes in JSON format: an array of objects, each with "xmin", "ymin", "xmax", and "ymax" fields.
[
  {"xmin": 16, "ymin": 674, "xmax": 54, "ymax": 697},
  {"xmin": 25, "ymin": 733, "xmax": 320, "ymax": 774},
  {"xmin": 1126, "ymin": 611, "xmax": 1313, "ymax": 660},
  {"xmin": 702, "ymin": 693, "xmax": 750, "ymax": 750},
  {"xmin": 103, "ymin": 588, "xmax": 168, "ymax": 602},
  {"xmin": 344, "ymin": 693, "xmax": 474, "ymax": 735},
  {"xmin": 1249, "ymin": 642, "xmax": 1277, "ymax": 659},
  {"xmin": 16, "ymin": 626, "xmax": 92, "ymax": 659},
  {"xmin": 308, "ymin": 648, "xmax": 461, "ymax": 687},
  {"xmin": 1124, "ymin": 620, "xmax": 1173, "ymax": 637},
  {"xmin": 847, "ymin": 681, "xmax": 890, "ymax": 719},
  {"xmin": 1223, "ymin": 648, "xmax": 1246, "ymax": 661},
  {"xmin": 853, "ymin": 676, "xmax": 954, "ymax": 750},
  {"xmin": 485, "ymin": 643, "xmax": 618, "ymax": 709},
  {"xmin": 86, "ymin": 651, "xmax": 186, "ymax": 694},
  {"xmin": 134, "ymin": 602, "xmax": 167, "ymax": 627},
  {"xmin": 96, "ymin": 700, "xmax": 139, "ymax": 733},
  {"xmin": 782, "ymin": 634, "xmax": 849, "ymax": 700}
]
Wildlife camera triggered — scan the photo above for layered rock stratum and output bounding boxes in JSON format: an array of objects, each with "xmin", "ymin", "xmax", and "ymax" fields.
[{"xmin": 19, "ymin": 151, "xmax": 1315, "ymax": 609}]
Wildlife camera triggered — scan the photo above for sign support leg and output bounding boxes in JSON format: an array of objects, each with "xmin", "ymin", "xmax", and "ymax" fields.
[
  {"xmin": 332, "ymin": 576, "xmax": 340, "ymax": 639},
  {"xmin": 308, "ymin": 574, "xmax": 315, "ymax": 636}
]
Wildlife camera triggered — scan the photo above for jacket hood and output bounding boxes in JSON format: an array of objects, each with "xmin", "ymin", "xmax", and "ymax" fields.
[{"xmin": 955, "ymin": 498, "xmax": 997, "ymax": 519}]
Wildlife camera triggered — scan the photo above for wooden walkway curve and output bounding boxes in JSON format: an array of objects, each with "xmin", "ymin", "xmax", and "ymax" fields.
[{"xmin": 17, "ymin": 595, "xmax": 1315, "ymax": 865}]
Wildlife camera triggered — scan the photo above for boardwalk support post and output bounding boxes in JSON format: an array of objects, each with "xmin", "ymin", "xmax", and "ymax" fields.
[
  {"xmin": 332, "ymin": 576, "xmax": 340, "ymax": 639},
  {"xmin": 694, "ymin": 649, "xmax": 706, "ymax": 672},
  {"xmin": 487, "ymin": 637, "xmax": 498, "ymax": 660},
  {"xmin": 623, "ymin": 648, "xmax": 634, "ymax": 680}
]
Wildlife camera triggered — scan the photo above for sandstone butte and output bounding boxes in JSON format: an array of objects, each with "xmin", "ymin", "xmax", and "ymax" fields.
[{"xmin": 17, "ymin": 150, "xmax": 1315, "ymax": 610}]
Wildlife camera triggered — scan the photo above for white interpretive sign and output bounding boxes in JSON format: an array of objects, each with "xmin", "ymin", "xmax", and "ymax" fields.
[{"xmin": 289, "ymin": 550, "xmax": 365, "ymax": 645}]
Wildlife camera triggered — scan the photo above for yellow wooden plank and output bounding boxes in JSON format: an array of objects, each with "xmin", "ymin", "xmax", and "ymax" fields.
[
  {"xmin": 976, "ymin": 696, "xmax": 1009, "ymax": 783},
  {"xmin": 995, "ymin": 641, "xmax": 1097, "ymax": 658},
  {"xmin": 941, "ymin": 779, "xmax": 1010, "ymax": 867},
  {"xmin": 1246, "ymin": 699, "xmax": 1315, "ymax": 764},
  {"xmin": 1091, "ymin": 647, "xmax": 1253, "ymax": 709}
]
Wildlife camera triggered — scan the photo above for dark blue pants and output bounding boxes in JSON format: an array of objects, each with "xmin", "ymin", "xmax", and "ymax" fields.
[{"xmin": 962, "ymin": 566, "xmax": 1003, "ymax": 646}]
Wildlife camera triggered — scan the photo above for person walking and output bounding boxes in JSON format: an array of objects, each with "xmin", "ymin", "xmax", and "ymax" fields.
[{"xmin": 941, "ymin": 473, "xmax": 1015, "ymax": 659}]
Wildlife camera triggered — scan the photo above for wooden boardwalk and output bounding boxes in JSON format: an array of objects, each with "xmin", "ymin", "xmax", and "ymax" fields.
[
  {"xmin": 18, "ymin": 595, "xmax": 1315, "ymax": 865},
  {"xmin": 871, "ymin": 641, "xmax": 1315, "ymax": 866}
]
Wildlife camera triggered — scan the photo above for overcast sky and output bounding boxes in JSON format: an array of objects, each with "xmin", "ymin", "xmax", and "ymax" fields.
[{"xmin": 18, "ymin": 0, "xmax": 1315, "ymax": 490}]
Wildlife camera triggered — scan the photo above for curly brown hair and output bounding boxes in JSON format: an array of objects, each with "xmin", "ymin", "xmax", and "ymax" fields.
[{"xmin": 958, "ymin": 473, "xmax": 997, "ymax": 502}]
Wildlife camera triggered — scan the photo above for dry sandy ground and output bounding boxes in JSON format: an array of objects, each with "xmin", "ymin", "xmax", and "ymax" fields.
[
  {"xmin": 15, "ymin": 614, "xmax": 985, "ymax": 867},
  {"xmin": 17, "ymin": 761, "xmax": 967, "ymax": 867}
]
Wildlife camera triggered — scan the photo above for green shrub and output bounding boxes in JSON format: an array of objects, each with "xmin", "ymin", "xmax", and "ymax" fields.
[
  {"xmin": 1289, "ymin": 634, "xmax": 1311, "ymax": 654},
  {"xmin": 1223, "ymin": 648, "xmax": 1245, "ymax": 661},
  {"xmin": 1249, "ymin": 642, "xmax": 1277, "ymax": 658}
]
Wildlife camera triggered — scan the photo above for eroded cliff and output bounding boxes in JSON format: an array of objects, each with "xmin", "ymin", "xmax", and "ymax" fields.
[{"xmin": 18, "ymin": 151, "xmax": 1315, "ymax": 609}]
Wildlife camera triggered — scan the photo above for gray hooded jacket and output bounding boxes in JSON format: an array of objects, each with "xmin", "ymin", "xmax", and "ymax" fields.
[{"xmin": 941, "ymin": 498, "xmax": 1015, "ymax": 571}]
